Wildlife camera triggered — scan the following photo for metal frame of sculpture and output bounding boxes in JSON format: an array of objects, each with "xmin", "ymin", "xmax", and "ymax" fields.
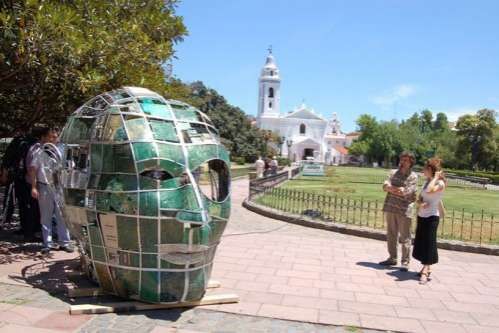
[{"xmin": 59, "ymin": 87, "xmax": 231, "ymax": 303}]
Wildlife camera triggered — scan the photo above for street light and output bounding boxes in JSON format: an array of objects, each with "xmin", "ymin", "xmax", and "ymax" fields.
[
  {"xmin": 286, "ymin": 139, "xmax": 293, "ymax": 160},
  {"xmin": 280, "ymin": 136, "xmax": 285, "ymax": 156},
  {"xmin": 263, "ymin": 130, "xmax": 272, "ymax": 156}
]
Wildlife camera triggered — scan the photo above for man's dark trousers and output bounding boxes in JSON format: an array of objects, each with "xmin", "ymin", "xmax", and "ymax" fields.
[{"xmin": 15, "ymin": 179, "xmax": 40, "ymax": 239}]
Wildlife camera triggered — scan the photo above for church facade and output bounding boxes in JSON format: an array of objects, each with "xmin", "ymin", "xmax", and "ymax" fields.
[{"xmin": 256, "ymin": 51, "xmax": 356, "ymax": 164}]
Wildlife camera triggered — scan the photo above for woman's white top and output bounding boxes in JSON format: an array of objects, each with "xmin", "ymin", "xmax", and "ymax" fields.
[{"xmin": 418, "ymin": 180, "xmax": 445, "ymax": 218}]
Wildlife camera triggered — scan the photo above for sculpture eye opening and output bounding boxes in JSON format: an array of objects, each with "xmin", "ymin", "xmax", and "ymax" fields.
[
  {"xmin": 140, "ymin": 169, "xmax": 173, "ymax": 181},
  {"xmin": 194, "ymin": 159, "xmax": 230, "ymax": 202}
]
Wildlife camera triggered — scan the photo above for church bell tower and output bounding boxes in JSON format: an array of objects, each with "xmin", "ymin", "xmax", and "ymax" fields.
[{"xmin": 257, "ymin": 47, "xmax": 281, "ymax": 126}]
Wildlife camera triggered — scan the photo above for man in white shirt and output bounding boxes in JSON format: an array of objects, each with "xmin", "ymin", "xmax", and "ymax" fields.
[
  {"xmin": 28, "ymin": 128, "xmax": 73, "ymax": 254},
  {"xmin": 270, "ymin": 156, "xmax": 278, "ymax": 175},
  {"xmin": 255, "ymin": 156, "xmax": 265, "ymax": 178}
]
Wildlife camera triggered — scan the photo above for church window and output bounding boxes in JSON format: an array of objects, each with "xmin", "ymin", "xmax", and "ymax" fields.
[
  {"xmin": 299, "ymin": 123, "xmax": 306, "ymax": 135},
  {"xmin": 268, "ymin": 87, "xmax": 274, "ymax": 98},
  {"xmin": 269, "ymin": 101, "xmax": 272, "ymax": 109},
  {"xmin": 270, "ymin": 71, "xmax": 274, "ymax": 76}
]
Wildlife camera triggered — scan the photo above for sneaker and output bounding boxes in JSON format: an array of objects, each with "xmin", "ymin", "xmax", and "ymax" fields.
[
  {"xmin": 41, "ymin": 247, "xmax": 50, "ymax": 255},
  {"xmin": 400, "ymin": 262, "xmax": 409, "ymax": 272},
  {"xmin": 49, "ymin": 244, "xmax": 60, "ymax": 251},
  {"xmin": 60, "ymin": 244, "xmax": 75, "ymax": 253},
  {"xmin": 379, "ymin": 259, "xmax": 397, "ymax": 266}
]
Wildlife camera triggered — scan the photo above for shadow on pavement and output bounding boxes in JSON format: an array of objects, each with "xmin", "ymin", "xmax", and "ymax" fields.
[
  {"xmin": 8, "ymin": 255, "xmax": 187, "ymax": 322},
  {"xmin": 386, "ymin": 270, "xmax": 420, "ymax": 282},
  {"xmin": 0, "ymin": 225, "xmax": 44, "ymax": 265},
  {"xmin": 356, "ymin": 261, "xmax": 394, "ymax": 270},
  {"xmin": 357, "ymin": 261, "xmax": 420, "ymax": 282}
]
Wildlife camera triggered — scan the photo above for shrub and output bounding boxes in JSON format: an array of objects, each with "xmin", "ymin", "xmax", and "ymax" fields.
[
  {"xmin": 231, "ymin": 156, "xmax": 246, "ymax": 165},
  {"xmin": 277, "ymin": 157, "xmax": 291, "ymax": 167},
  {"xmin": 445, "ymin": 169, "xmax": 499, "ymax": 184}
]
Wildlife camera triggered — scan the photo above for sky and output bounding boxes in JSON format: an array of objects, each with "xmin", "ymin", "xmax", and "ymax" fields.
[{"xmin": 172, "ymin": 0, "xmax": 499, "ymax": 132}]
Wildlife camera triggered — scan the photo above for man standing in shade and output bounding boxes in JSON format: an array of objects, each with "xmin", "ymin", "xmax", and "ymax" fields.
[
  {"xmin": 380, "ymin": 151, "xmax": 418, "ymax": 271},
  {"xmin": 28, "ymin": 127, "xmax": 73, "ymax": 254}
]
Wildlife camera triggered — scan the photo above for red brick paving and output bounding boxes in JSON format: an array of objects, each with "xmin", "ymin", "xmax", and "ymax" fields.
[
  {"xmin": 205, "ymin": 179, "xmax": 499, "ymax": 332},
  {"xmin": 1, "ymin": 178, "xmax": 499, "ymax": 332}
]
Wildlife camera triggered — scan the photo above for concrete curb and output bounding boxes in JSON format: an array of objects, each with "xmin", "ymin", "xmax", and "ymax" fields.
[{"xmin": 243, "ymin": 199, "xmax": 499, "ymax": 256}]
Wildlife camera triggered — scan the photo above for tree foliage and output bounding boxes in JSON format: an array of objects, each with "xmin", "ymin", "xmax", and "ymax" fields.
[
  {"xmin": 0, "ymin": 0, "xmax": 187, "ymax": 137},
  {"xmin": 455, "ymin": 109, "xmax": 497, "ymax": 170},
  {"xmin": 350, "ymin": 109, "xmax": 498, "ymax": 171}
]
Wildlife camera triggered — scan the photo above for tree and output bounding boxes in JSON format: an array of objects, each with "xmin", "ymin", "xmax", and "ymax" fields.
[
  {"xmin": 348, "ymin": 140, "xmax": 369, "ymax": 158},
  {"xmin": 356, "ymin": 114, "xmax": 378, "ymax": 139},
  {"xmin": 350, "ymin": 115, "xmax": 401, "ymax": 167},
  {"xmin": 0, "ymin": 0, "xmax": 187, "ymax": 137},
  {"xmin": 420, "ymin": 109, "xmax": 433, "ymax": 133},
  {"xmin": 350, "ymin": 109, "xmax": 497, "ymax": 170},
  {"xmin": 433, "ymin": 130, "xmax": 460, "ymax": 168},
  {"xmin": 407, "ymin": 112, "xmax": 420, "ymax": 127},
  {"xmin": 370, "ymin": 121, "xmax": 402, "ymax": 167},
  {"xmin": 349, "ymin": 114, "xmax": 379, "ymax": 164},
  {"xmin": 433, "ymin": 112, "xmax": 449, "ymax": 131},
  {"xmin": 455, "ymin": 109, "xmax": 497, "ymax": 170}
]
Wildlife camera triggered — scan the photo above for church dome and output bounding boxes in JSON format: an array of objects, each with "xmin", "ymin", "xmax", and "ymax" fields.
[
  {"xmin": 260, "ymin": 51, "xmax": 280, "ymax": 79},
  {"xmin": 264, "ymin": 54, "xmax": 277, "ymax": 70}
]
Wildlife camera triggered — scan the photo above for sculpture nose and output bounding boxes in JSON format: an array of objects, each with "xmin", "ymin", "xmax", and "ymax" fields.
[{"xmin": 175, "ymin": 171, "xmax": 211, "ymax": 226}]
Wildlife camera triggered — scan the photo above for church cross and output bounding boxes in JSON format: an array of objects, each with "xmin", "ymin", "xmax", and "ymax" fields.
[{"xmin": 267, "ymin": 45, "xmax": 272, "ymax": 54}]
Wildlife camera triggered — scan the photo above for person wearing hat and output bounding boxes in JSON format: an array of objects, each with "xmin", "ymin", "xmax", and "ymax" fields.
[{"xmin": 380, "ymin": 151, "xmax": 418, "ymax": 271}]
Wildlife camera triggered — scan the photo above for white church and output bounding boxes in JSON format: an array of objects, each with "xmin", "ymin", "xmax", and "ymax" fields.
[{"xmin": 256, "ymin": 50, "xmax": 358, "ymax": 164}]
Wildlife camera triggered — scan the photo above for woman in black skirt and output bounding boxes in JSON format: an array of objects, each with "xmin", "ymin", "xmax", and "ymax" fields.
[{"xmin": 413, "ymin": 158, "xmax": 446, "ymax": 284}]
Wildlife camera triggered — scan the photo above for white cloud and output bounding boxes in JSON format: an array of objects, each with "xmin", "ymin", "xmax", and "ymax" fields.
[{"xmin": 371, "ymin": 84, "xmax": 417, "ymax": 109}]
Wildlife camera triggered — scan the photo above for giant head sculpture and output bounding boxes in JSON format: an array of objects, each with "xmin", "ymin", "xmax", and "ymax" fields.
[{"xmin": 60, "ymin": 87, "xmax": 231, "ymax": 303}]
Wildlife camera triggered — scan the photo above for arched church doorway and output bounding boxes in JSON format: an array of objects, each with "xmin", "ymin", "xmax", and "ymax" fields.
[{"xmin": 303, "ymin": 148, "xmax": 314, "ymax": 159}]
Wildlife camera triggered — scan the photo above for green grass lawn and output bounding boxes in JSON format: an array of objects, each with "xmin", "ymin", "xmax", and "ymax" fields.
[
  {"xmin": 281, "ymin": 166, "xmax": 499, "ymax": 216},
  {"xmin": 256, "ymin": 166, "xmax": 499, "ymax": 244}
]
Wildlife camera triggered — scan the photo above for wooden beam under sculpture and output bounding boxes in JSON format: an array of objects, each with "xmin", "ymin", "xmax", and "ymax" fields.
[{"xmin": 59, "ymin": 87, "xmax": 231, "ymax": 303}]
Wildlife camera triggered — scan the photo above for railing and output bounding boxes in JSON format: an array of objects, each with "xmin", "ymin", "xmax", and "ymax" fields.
[
  {"xmin": 249, "ymin": 170, "xmax": 290, "ymax": 199},
  {"xmin": 290, "ymin": 165, "xmax": 302, "ymax": 178},
  {"xmin": 254, "ymin": 187, "xmax": 498, "ymax": 246},
  {"xmin": 446, "ymin": 174, "xmax": 490, "ymax": 187},
  {"xmin": 248, "ymin": 166, "xmax": 302, "ymax": 199}
]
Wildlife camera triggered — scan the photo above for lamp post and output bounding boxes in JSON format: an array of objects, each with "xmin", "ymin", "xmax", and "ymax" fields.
[
  {"xmin": 263, "ymin": 130, "xmax": 272, "ymax": 156},
  {"xmin": 286, "ymin": 139, "xmax": 293, "ymax": 160},
  {"xmin": 280, "ymin": 136, "xmax": 285, "ymax": 156}
]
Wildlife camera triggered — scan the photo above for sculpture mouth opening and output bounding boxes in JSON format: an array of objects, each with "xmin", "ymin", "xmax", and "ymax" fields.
[{"xmin": 157, "ymin": 244, "xmax": 210, "ymax": 265}]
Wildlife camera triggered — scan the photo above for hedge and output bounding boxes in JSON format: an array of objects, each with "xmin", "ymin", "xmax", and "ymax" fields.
[{"xmin": 231, "ymin": 156, "xmax": 246, "ymax": 165}]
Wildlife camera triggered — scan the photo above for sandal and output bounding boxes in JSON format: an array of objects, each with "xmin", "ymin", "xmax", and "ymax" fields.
[
  {"xmin": 416, "ymin": 269, "xmax": 432, "ymax": 278},
  {"xmin": 419, "ymin": 272, "xmax": 429, "ymax": 284}
]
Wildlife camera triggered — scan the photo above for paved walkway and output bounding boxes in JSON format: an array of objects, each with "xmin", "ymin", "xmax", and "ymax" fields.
[
  {"xmin": 1, "ymin": 178, "xmax": 499, "ymax": 332},
  {"xmin": 206, "ymin": 179, "xmax": 499, "ymax": 333}
]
